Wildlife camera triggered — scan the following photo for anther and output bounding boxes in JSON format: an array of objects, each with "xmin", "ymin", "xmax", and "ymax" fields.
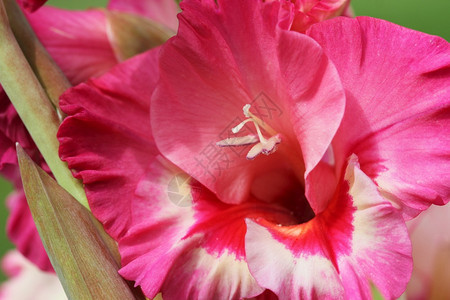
[{"xmin": 216, "ymin": 104, "xmax": 281, "ymax": 159}]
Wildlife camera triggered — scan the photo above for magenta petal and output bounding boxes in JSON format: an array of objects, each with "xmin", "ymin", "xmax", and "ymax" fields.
[
  {"xmin": 58, "ymin": 49, "xmax": 160, "ymax": 239},
  {"xmin": 26, "ymin": 7, "xmax": 117, "ymax": 85},
  {"xmin": 118, "ymin": 159, "xmax": 264, "ymax": 299},
  {"xmin": 6, "ymin": 191, "xmax": 52, "ymax": 272},
  {"xmin": 277, "ymin": 30, "xmax": 345, "ymax": 213},
  {"xmin": 152, "ymin": 0, "xmax": 286, "ymax": 205},
  {"xmin": 245, "ymin": 155, "xmax": 412, "ymax": 299},
  {"xmin": 308, "ymin": 16, "xmax": 450, "ymax": 219},
  {"xmin": 107, "ymin": 0, "xmax": 179, "ymax": 31}
]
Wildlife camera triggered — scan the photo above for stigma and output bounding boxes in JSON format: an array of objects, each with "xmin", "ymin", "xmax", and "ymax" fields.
[{"xmin": 216, "ymin": 104, "xmax": 281, "ymax": 159}]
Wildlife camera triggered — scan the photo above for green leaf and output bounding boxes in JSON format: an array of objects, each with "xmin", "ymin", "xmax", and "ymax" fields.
[{"xmin": 17, "ymin": 144, "xmax": 145, "ymax": 300}]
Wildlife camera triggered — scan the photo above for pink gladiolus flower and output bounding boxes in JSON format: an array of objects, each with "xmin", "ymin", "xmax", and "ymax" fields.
[
  {"xmin": 56, "ymin": 0, "xmax": 449, "ymax": 299},
  {"xmin": 405, "ymin": 203, "xmax": 450, "ymax": 299},
  {"xmin": 0, "ymin": 0, "xmax": 178, "ymax": 271},
  {"xmin": 0, "ymin": 251, "xmax": 66, "ymax": 300}
]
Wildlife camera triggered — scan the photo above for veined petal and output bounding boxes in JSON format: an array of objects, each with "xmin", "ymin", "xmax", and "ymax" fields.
[
  {"xmin": 118, "ymin": 159, "xmax": 265, "ymax": 299},
  {"xmin": 152, "ymin": 0, "xmax": 345, "ymax": 207},
  {"xmin": 162, "ymin": 247, "xmax": 263, "ymax": 300},
  {"xmin": 107, "ymin": 0, "xmax": 179, "ymax": 31},
  {"xmin": 26, "ymin": 7, "xmax": 117, "ymax": 85},
  {"xmin": 152, "ymin": 0, "xmax": 288, "ymax": 205},
  {"xmin": 277, "ymin": 29, "xmax": 345, "ymax": 213},
  {"xmin": 246, "ymin": 218, "xmax": 345, "ymax": 300},
  {"xmin": 245, "ymin": 155, "xmax": 411, "ymax": 299},
  {"xmin": 307, "ymin": 16, "xmax": 450, "ymax": 219},
  {"xmin": 58, "ymin": 49, "xmax": 160, "ymax": 239}
]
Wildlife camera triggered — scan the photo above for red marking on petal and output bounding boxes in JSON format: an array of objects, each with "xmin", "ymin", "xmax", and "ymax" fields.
[{"xmin": 260, "ymin": 179, "xmax": 354, "ymax": 271}]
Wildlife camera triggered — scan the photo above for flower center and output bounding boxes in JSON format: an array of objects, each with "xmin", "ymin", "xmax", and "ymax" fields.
[
  {"xmin": 250, "ymin": 169, "xmax": 315, "ymax": 226},
  {"xmin": 216, "ymin": 104, "xmax": 282, "ymax": 159}
]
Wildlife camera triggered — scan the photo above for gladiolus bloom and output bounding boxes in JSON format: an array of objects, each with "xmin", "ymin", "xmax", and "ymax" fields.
[{"xmin": 57, "ymin": 0, "xmax": 449, "ymax": 299}]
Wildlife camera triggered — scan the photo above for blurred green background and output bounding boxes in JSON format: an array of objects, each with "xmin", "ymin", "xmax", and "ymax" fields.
[{"xmin": 0, "ymin": 0, "xmax": 449, "ymax": 285}]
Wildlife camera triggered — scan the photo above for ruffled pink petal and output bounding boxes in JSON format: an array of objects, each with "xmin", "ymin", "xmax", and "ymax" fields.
[
  {"xmin": 17, "ymin": 0, "xmax": 47, "ymax": 12},
  {"xmin": 26, "ymin": 7, "xmax": 117, "ymax": 85},
  {"xmin": 245, "ymin": 155, "xmax": 411, "ymax": 299},
  {"xmin": 58, "ymin": 49, "xmax": 160, "ymax": 239},
  {"xmin": 118, "ymin": 158, "xmax": 279, "ymax": 299},
  {"xmin": 405, "ymin": 203, "xmax": 450, "ymax": 299},
  {"xmin": 307, "ymin": 16, "xmax": 450, "ymax": 219},
  {"xmin": 152, "ymin": 0, "xmax": 345, "ymax": 209},
  {"xmin": 0, "ymin": 251, "xmax": 65, "ymax": 300},
  {"xmin": 107, "ymin": 0, "xmax": 179, "ymax": 31},
  {"xmin": 6, "ymin": 191, "xmax": 52, "ymax": 272}
]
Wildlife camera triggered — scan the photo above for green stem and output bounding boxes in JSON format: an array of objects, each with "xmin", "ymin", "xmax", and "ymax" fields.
[{"xmin": 0, "ymin": 0, "xmax": 88, "ymax": 209}]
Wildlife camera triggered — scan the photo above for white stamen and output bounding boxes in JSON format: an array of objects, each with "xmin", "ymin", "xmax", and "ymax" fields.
[
  {"xmin": 216, "ymin": 135, "xmax": 259, "ymax": 147},
  {"xmin": 217, "ymin": 104, "xmax": 281, "ymax": 159},
  {"xmin": 253, "ymin": 121, "xmax": 267, "ymax": 144},
  {"xmin": 247, "ymin": 143, "xmax": 264, "ymax": 160},
  {"xmin": 243, "ymin": 104, "xmax": 251, "ymax": 117},
  {"xmin": 246, "ymin": 134, "xmax": 281, "ymax": 159},
  {"xmin": 261, "ymin": 134, "xmax": 281, "ymax": 155},
  {"xmin": 231, "ymin": 119, "xmax": 253, "ymax": 134}
]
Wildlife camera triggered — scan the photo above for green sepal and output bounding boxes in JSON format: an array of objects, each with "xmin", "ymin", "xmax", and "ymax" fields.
[{"xmin": 17, "ymin": 144, "xmax": 145, "ymax": 300}]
